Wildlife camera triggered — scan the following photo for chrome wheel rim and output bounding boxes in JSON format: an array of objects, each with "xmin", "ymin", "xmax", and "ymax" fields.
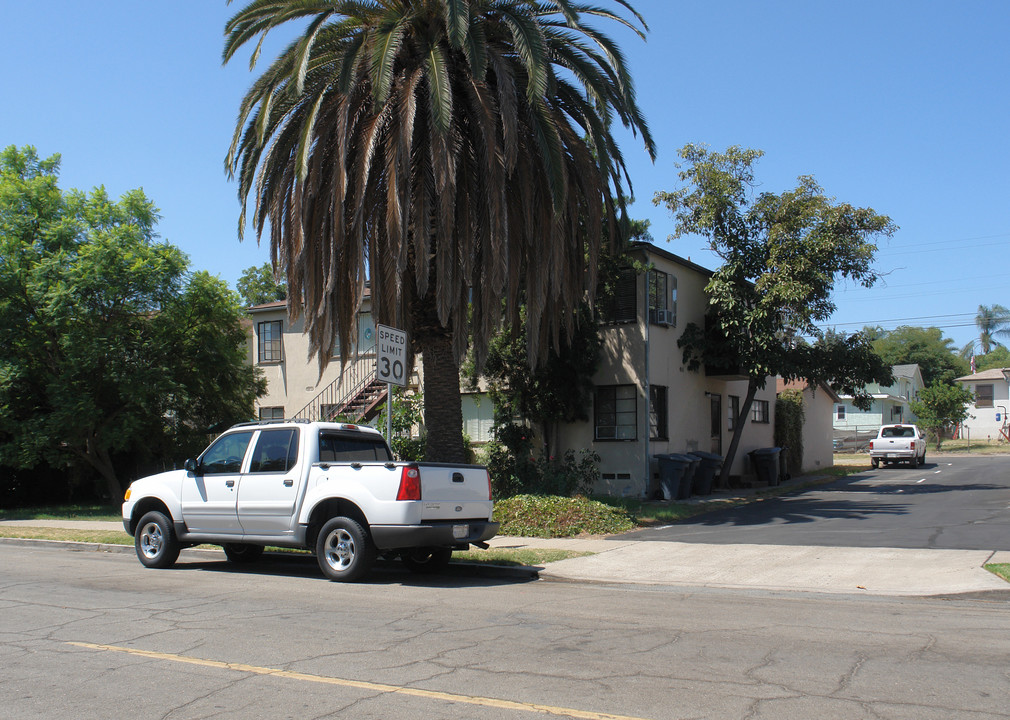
[
  {"xmin": 139, "ymin": 522, "xmax": 163, "ymax": 559},
  {"xmin": 322, "ymin": 528, "xmax": 355, "ymax": 573}
]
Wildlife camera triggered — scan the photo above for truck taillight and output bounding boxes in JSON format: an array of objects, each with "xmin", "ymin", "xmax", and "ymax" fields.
[
  {"xmin": 909, "ymin": 441, "xmax": 915, "ymax": 450},
  {"xmin": 486, "ymin": 469, "xmax": 493, "ymax": 501},
  {"xmin": 869, "ymin": 441, "xmax": 874, "ymax": 450},
  {"xmin": 397, "ymin": 465, "xmax": 421, "ymax": 501}
]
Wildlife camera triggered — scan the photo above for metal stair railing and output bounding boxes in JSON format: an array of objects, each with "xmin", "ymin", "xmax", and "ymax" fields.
[{"xmin": 293, "ymin": 355, "xmax": 378, "ymax": 422}]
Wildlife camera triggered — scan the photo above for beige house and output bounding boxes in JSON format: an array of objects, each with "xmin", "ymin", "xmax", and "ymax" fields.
[
  {"xmin": 777, "ymin": 378, "xmax": 840, "ymax": 474},
  {"xmin": 554, "ymin": 242, "xmax": 776, "ymax": 496},
  {"xmin": 246, "ymin": 242, "xmax": 778, "ymax": 496}
]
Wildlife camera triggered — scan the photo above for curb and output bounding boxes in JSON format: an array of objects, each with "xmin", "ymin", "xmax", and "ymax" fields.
[{"xmin": 0, "ymin": 536, "xmax": 540, "ymax": 581}]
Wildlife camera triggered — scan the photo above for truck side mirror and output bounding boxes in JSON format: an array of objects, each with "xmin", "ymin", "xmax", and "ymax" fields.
[{"xmin": 184, "ymin": 458, "xmax": 201, "ymax": 475}]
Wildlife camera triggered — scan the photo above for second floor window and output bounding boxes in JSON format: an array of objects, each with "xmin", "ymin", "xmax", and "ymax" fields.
[
  {"xmin": 751, "ymin": 399, "xmax": 770, "ymax": 424},
  {"xmin": 648, "ymin": 270, "xmax": 677, "ymax": 326},
  {"xmin": 601, "ymin": 267, "xmax": 637, "ymax": 324},
  {"xmin": 257, "ymin": 320, "xmax": 283, "ymax": 363}
]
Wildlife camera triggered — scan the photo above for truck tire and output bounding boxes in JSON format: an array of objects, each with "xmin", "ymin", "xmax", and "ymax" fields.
[
  {"xmin": 870, "ymin": 458, "xmax": 879, "ymax": 469},
  {"xmin": 401, "ymin": 547, "xmax": 453, "ymax": 574},
  {"xmin": 910, "ymin": 454, "xmax": 919, "ymax": 469},
  {"xmin": 223, "ymin": 543, "xmax": 264, "ymax": 564},
  {"xmin": 135, "ymin": 511, "xmax": 181, "ymax": 569},
  {"xmin": 316, "ymin": 517, "xmax": 375, "ymax": 582}
]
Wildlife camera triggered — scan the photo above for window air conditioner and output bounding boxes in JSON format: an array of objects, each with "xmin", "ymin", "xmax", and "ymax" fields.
[{"xmin": 649, "ymin": 309, "xmax": 674, "ymax": 326}]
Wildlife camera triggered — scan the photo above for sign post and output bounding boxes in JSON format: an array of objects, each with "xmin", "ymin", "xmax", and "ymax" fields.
[{"xmin": 376, "ymin": 324, "xmax": 409, "ymax": 442}]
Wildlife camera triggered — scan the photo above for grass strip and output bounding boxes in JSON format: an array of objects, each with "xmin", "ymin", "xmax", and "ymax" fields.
[{"xmin": 985, "ymin": 564, "xmax": 1010, "ymax": 584}]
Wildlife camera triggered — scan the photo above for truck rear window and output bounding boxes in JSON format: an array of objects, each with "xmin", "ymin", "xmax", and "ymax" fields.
[
  {"xmin": 319, "ymin": 432, "xmax": 392, "ymax": 463},
  {"xmin": 881, "ymin": 427, "xmax": 914, "ymax": 438}
]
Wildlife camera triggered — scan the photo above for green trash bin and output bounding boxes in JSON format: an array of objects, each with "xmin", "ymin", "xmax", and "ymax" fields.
[
  {"xmin": 655, "ymin": 454, "xmax": 692, "ymax": 501},
  {"xmin": 688, "ymin": 451, "xmax": 723, "ymax": 495}
]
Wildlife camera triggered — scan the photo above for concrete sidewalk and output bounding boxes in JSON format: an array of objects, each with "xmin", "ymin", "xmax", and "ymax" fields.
[{"xmin": 3, "ymin": 519, "xmax": 1008, "ymax": 597}]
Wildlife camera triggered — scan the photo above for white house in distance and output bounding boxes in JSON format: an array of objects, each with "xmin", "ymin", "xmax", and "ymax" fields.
[
  {"xmin": 245, "ymin": 241, "xmax": 779, "ymax": 496},
  {"xmin": 954, "ymin": 368, "xmax": 1010, "ymax": 443},
  {"xmin": 832, "ymin": 364, "xmax": 925, "ymax": 447}
]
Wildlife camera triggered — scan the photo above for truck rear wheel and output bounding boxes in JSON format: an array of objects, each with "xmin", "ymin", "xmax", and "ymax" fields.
[
  {"xmin": 316, "ymin": 517, "xmax": 375, "ymax": 582},
  {"xmin": 135, "ymin": 511, "xmax": 180, "ymax": 569},
  {"xmin": 401, "ymin": 547, "xmax": 453, "ymax": 574},
  {"xmin": 870, "ymin": 458, "xmax": 879, "ymax": 469}
]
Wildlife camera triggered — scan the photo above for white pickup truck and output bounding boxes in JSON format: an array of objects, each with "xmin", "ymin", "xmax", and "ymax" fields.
[
  {"xmin": 868, "ymin": 424, "xmax": 927, "ymax": 469},
  {"xmin": 122, "ymin": 420, "xmax": 498, "ymax": 581}
]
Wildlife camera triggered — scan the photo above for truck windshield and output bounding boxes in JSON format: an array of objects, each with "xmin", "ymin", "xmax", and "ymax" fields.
[{"xmin": 319, "ymin": 432, "xmax": 393, "ymax": 463}]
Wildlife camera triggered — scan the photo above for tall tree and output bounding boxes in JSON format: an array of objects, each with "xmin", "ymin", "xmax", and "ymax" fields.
[
  {"xmin": 961, "ymin": 304, "xmax": 1010, "ymax": 359},
  {"xmin": 0, "ymin": 146, "xmax": 264, "ymax": 500},
  {"xmin": 654, "ymin": 144, "xmax": 896, "ymax": 486},
  {"xmin": 223, "ymin": 0, "xmax": 655, "ymax": 462},
  {"xmin": 237, "ymin": 262, "xmax": 287, "ymax": 306},
  {"xmin": 910, "ymin": 382, "xmax": 974, "ymax": 450},
  {"xmin": 870, "ymin": 325, "xmax": 967, "ymax": 385}
]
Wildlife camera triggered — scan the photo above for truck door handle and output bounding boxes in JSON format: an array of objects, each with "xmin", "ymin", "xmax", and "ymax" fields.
[
  {"xmin": 452, "ymin": 472, "xmax": 464, "ymax": 483},
  {"xmin": 226, "ymin": 480, "xmax": 235, "ymax": 487},
  {"xmin": 283, "ymin": 479, "xmax": 293, "ymax": 487}
]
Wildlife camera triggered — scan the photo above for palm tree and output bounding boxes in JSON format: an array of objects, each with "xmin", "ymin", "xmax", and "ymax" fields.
[
  {"xmin": 961, "ymin": 304, "xmax": 1010, "ymax": 360},
  {"xmin": 224, "ymin": 0, "xmax": 654, "ymax": 461}
]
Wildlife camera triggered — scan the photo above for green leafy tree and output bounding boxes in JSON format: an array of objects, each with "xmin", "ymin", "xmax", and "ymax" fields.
[
  {"xmin": 0, "ymin": 146, "xmax": 265, "ymax": 500},
  {"xmin": 976, "ymin": 346, "xmax": 1010, "ymax": 372},
  {"xmin": 910, "ymin": 382, "xmax": 974, "ymax": 450},
  {"xmin": 237, "ymin": 262, "xmax": 286, "ymax": 306},
  {"xmin": 223, "ymin": 0, "xmax": 655, "ymax": 463},
  {"xmin": 654, "ymin": 144, "xmax": 897, "ymax": 486},
  {"xmin": 870, "ymin": 325, "xmax": 967, "ymax": 385}
]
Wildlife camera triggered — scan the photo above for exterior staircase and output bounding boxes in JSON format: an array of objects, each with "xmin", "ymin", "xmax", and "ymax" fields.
[{"xmin": 294, "ymin": 357, "xmax": 387, "ymax": 424}]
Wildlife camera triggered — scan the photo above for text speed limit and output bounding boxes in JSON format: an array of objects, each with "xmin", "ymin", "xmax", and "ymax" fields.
[{"xmin": 375, "ymin": 324, "xmax": 408, "ymax": 387}]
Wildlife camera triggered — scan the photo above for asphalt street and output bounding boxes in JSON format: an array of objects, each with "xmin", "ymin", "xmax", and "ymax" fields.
[{"xmin": 617, "ymin": 455, "xmax": 1010, "ymax": 550}]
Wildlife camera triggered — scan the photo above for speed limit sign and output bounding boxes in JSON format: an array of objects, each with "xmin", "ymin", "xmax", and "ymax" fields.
[{"xmin": 375, "ymin": 324, "xmax": 409, "ymax": 387}]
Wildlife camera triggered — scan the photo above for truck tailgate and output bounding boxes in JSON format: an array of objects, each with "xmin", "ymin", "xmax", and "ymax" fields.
[{"xmin": 416, "ymin": 463, "xmax": 492, "ymax": 520}]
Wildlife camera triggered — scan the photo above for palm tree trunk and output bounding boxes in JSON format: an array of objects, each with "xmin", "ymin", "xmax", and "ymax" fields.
[{"xmin": 418, "ymin": 331, "xmax": 466, "ymax": 463}]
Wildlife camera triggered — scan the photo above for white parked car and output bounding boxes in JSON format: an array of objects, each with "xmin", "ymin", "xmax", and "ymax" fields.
[
  {"xmin": 868, "ymin": 424, "xmax": 927, "ymax": 469},
  {"xmin": 122, "ymin": 420, "xmax": 498, "ymax": 581}
]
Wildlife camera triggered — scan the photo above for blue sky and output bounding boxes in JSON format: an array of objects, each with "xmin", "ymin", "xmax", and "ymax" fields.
[{"xmin": 3, "ymin": 1, "xmax": 1007, "ymax": 352}]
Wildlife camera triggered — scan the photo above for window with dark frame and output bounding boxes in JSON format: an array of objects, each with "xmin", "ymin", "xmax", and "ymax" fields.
[
  {"xmin": 751, "ymin": 399, "xmax": 770, "ymax": 424},
  {"xmin": 650, "ymin": 385, "xmax": 668, "ymax": 440},
  {"xmin": 257, "ymin": 320, "xmax": 283, "ymax": 363},
  {"xmin": 258, "ymin": 406, "xmax": 284, "ymax": 421},
  {"xmin": 976, "ymin": 384, "xmax": 994, "ymax": 408},
  {"xmin": 836, "ymin": 405, "xmax": 846, "ymax": 421},
  {"xmin": 728, "ymin": 395, "xmax": 740, "ymax": 431},
  {"xmin": 595, "ymin": 385, "xmax": 637, "ymax": 440},
  {"xmin": 601, "ymin": 267, "xmax": 637, "ymax": 324}
]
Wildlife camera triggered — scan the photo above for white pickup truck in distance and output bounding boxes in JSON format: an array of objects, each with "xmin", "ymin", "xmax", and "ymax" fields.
[
  {"xmin": 122, "ymin": 420, "xmax": 499, "ymax": 581},
  {"xmin": 869, "ymin": 424, "xmax": 927, "ymax": 469}
]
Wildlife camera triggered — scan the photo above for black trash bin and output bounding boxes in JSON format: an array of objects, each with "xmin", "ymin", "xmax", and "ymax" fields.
[
  {"xmin": 681, "ymin": 454, "xmax": 701, "ymax": 495},
  {"xmin": 688, "ymin": 451, "xmax": 723, "ymax": 495},
  {"xmin": 749, "ymin": 447, "xmax": 781, "ymax": 486},
  {"xmin": 655, "ymin": 454, "xmax": 692, "ymax": 501}
]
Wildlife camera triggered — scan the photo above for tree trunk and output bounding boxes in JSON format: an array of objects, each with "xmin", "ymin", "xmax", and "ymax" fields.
[
  {"xmin": 719, "ymin": 378, "xmax": 759, "ymax": 487},
  {"xmin": 418, "ymin": 332, "xmax": 466, "ymax": 463}
]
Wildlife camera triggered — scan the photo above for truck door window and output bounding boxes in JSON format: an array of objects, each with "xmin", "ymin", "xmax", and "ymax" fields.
[
  {"xmin": 319, "ymin": 432, "xmax": 393, "ymax": 462},
  {"xmin": 249, "ymin": 429, "xmax": 299, "ymax": 473},
  {"xmin": 200, "ymin": 432, "xmax": 254, "ymax": 474}
]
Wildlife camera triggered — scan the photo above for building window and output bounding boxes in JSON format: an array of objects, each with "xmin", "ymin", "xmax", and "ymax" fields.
[
  {"xmin": 257, "ymin": 320, "xmax": 283, "ymax": 363},
  {"xmin": 976, "ymin": 384, "xmax": 994, "ymax": 408},
  {"xmin": 258, "ymin": 406, "xmax": 284, "ymax": 421},
  {"xmin": 650, "ymin": 386, "xmax": 668, "ymax": 440},
  {"xmin": 333, "ymin": 312, "xmax": 377, "ymax": 358},
  {"xmin": 462, "ymin": 394, "xmax": 494, "ymax": 444},
  {"xmin": 836, "ymin": 405, "xmax": 846, "ymax": 421},
  {"xmin": 728, "ymin": 395, "xmax": 740, "ymax": 431},
  {"xmin": 595, "ymin": 385, "xmax": 637, "ymax": 440},
  {"xmin": 601, "ymin": 267, "xmax": 637, "ymax": 324},
  {"xmin": 648, "ymin": 270, "xmax": 676, "ymax": 326},
  {"xmin": 751, "ymin": 399, "xmax": 770, "ymax": 424},
  {"xmin": 892, "ymin": 405, "xmax": 903, "ymax": 420}
]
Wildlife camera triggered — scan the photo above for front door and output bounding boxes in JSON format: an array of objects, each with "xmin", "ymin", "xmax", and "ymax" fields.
[
  {"xmin": 710, "ymin": 393, "xmax": 722, "ymax": 455},
  {"xmin": 180, "ymin": 431, "xmax": 253, "ymax": 534}
]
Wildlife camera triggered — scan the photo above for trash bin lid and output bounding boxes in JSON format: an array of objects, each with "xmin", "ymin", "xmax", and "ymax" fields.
[
  {"xmin": 688, "ymin": 450, "xmax": 723, "ymax": 461},
  {"xmin": 750, "ymin": 447, "xmax": 781, "ymax": 456}
]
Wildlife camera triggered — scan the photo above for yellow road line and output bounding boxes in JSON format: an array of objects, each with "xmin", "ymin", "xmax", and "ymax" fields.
[{"xmin": 67, "ymin": 642, "xmax": 654, "ymax": 720}]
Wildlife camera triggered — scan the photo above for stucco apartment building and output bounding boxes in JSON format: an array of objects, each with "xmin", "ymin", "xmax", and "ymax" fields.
[{"xmin": 245, "ymin": 242, "xmax": 778, "ymax": 496}]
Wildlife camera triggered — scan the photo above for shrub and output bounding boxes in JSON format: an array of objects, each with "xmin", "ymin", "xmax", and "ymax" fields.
[
  {"xmin": 775, "ymin": 390, "xmax": 805, "ymax": 476},
  {"xmin": 481, "ymin": 423, "xmax": 600, "ymax": 498},
  {"xmin": 494, "ymin": 494, "xmax": 634, "ymax": 537}
]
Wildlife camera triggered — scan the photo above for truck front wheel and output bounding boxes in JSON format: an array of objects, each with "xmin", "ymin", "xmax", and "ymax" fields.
[
  {"xmin": 135, "ymin": 511, "xmax": 181, "ymax": 569},
  {"xmin": 316, "ymin": 517, "xmax": 375, "ymax": 582},
  {"xmin": 401, "ymin": 547, "xmax": 453, "ymax": 574}
]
